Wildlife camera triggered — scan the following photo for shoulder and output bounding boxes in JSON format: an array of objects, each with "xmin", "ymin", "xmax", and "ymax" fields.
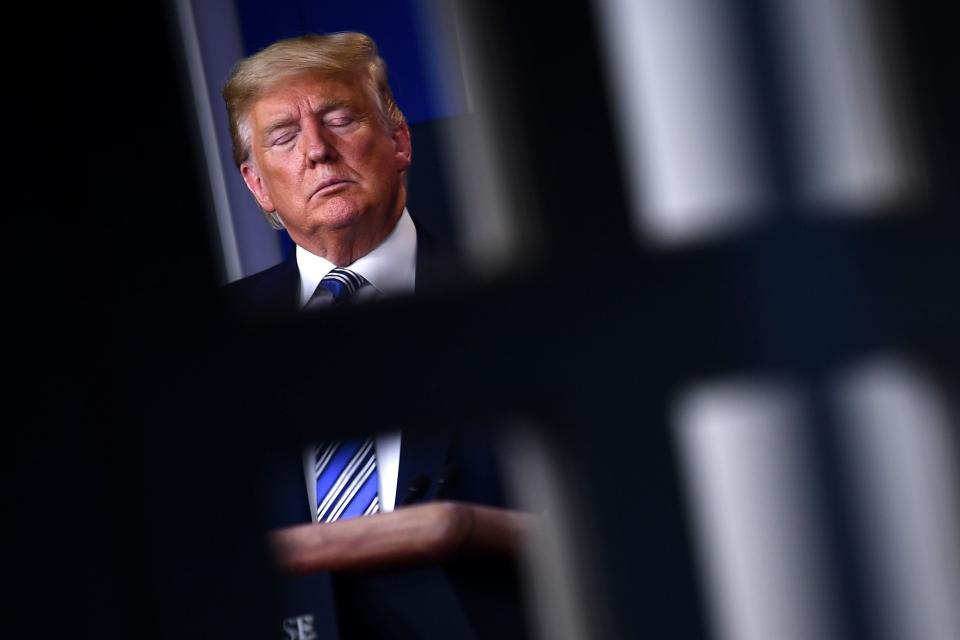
[
  {"xmin": 412, "ymin": 217, "xmax": 468, "ymax": 294},
  {"xmin": 220, "ymin": 257, "xmax": 301, "ymax": 319}
]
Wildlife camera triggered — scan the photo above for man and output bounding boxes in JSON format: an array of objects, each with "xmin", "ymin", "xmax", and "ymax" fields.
[
  {"xmin": 223, "ymin": 31, "xmax": 457, "ymax": 317},
  {"xmin": 221, "ymin": 33, "xmax": 520, "ymax": 638}
]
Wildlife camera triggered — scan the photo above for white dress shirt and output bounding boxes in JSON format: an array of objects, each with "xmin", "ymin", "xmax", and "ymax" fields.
[{"xmin": 297, "ymin": 209, "xmax": 417, "ymax": 517}]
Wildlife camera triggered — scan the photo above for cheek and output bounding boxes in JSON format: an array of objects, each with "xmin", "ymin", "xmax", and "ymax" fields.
[
  {"xmin": 264, "ymin": 158, "xmax": 304, "ymax": 188},
  {"xmin": 353, "ymin": 141, "xmax": 382, "ymax": 166},
  {"xmin": 366, "ymin": 143, "xmax": 401, "ymax": 177},
  {"xmin": 351, "ymin": 132, "xmax": 389, "ymax": 159}
]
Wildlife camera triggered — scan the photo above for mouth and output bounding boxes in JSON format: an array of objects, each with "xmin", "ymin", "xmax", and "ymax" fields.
[{"xmin": 313, "ymin": 178, "xmax": 353, "ymax": 197}]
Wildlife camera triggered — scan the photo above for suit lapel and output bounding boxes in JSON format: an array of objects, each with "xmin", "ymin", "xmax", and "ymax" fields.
[
  {"xmin": 264, "ymin": 446, "xmax": 314, "ymax": 527},
  {"xmin": 396, "ymin": 428, "xmax": 453, "ymax": 506},
  {"xmin": 400, "ymin": 218, "xmax": 459, "ymax": 503},
  {"xmin": 260, "ymin": 256, "xmax": 301, "ymax": 312},
  {"xmin": 413, "ymin": 218, "xmax": 462, "ymax": 295}
]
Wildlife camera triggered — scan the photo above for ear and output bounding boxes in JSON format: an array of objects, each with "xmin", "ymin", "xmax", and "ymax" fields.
[
  {"xmin": 391, "ymin": 122, "xmax": 412, "ymax": 173},
  {"xmin": 241, "ymin": 161, "xmax": 276, "ymax": 212}
]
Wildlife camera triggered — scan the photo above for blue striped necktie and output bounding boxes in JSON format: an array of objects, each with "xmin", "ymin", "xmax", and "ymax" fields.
[
  {"xmin": 319, "ymin": 267, "xmax": 366, "ymax": 304},
  {"xmin": 315, "ymin": 437, "xmax": 380, "ymax": 522},
  {"xmin": 308, "ymin": 268, "xmax": 380, "ymax": 522},
  {"xmin": 303, "ymin": 267, "xmax": 367, "ymax": 311}
]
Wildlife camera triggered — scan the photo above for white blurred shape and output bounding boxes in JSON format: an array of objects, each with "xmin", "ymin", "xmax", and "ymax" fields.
[
  {"xmin": 770, "ymin": 0, "xmax": 918, "ymax": 213},
  {"xmin": 499, "ymin": 425, "xmax": 612, "ymax": 640},
  {"xmin": 833, "ymin": 357, "xmax": 960, "ymax": 640},
  {"xmin": 594, "ymin": 0, "xmax": 770, "ymax": 246},
  {"xmin": 674, "ymin": 379, "xmax": 842, "ymax": 640}
]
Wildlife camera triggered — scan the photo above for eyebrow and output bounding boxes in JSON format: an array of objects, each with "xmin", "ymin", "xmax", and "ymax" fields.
[{"xmin": 316, "ymin": 99, "xmax": 350, "ymax": 115}]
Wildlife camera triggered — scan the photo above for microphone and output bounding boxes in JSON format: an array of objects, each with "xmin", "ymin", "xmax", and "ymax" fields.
[
  {"xmin": 400, "ymin": 473, "xmax": 431, "ymax": 506},
  {"xmin": 433, "ymin": 463, "xmax": 460, "ymax": 500}
]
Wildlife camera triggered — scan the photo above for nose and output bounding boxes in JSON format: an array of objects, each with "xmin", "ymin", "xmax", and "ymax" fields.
[{"xmin": 303, "ymin": 121, "xmax": 338, "ymax": 165}]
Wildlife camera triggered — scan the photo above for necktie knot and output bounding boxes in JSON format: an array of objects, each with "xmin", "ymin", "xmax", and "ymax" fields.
[{"xmin": 317, "ymin": 267, "xmax": 366, "ymax": 305}]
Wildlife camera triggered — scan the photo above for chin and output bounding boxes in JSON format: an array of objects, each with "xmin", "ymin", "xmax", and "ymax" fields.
[{"xmin": 314, "ymin": 199, "xmax": 368, "ymax": 230}]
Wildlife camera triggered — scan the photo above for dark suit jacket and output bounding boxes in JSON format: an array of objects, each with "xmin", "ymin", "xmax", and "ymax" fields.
[
  {"xmin": 263, "ymin": 428, "xmax": 515, "ymax": 640},
  {"xmin": 222, "ymin": 225, "xmax": 526, "ymax": 639},
  {"xmin": 222, "ymin": 221, "xmax": 461, "ymax": 319}
]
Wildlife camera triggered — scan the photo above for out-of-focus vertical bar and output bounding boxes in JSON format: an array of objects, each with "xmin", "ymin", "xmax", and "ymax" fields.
[
  {"xmin": 416, "ymin": 0, "xmax": 538, "ymax": 276},
  {"xmin": 593, "ymin": 0, "xmax": 770, "ymax": 246},
  {"xmin": 769, "ymin": 0, "xmax": 920, "ymax": 213},
  {"xmin": 832, "ymin": 357, "xmax": 960, "ymax": 640},
  {"xmin": 172, "ymin": 0, "xmax": 283, "ymax": 283},
  {"xmin": 673, "ymin": 380, "xmax": 842, "ymax": 640},
  {"xmin": 499, "ymin": 425, "xmax": 613, "ymax": 640}
]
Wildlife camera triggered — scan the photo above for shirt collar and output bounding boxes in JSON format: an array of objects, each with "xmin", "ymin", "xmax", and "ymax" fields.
[{"xmin": 296, "ymin": 208, "xmax": 418, "ymax": 307}]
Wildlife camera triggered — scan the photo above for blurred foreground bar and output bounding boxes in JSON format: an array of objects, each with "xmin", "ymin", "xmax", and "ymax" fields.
[
  {"xmin": 833, "ymin": 356, "xmax": 960, "ymax": 640},
  {"xmin": 673, "ymin": 380, "xmax": 843, "ymax": 640}
]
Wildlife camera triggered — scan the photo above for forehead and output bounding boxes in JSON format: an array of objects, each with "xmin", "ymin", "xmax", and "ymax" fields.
[{"xmin": 249, "ymin": 71, "xmax": 371, "ymax": 122}]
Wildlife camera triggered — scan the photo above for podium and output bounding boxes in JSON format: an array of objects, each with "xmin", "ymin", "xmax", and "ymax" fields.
[{"xmin": 269, "ymin": 501, "xmax": 537, "ymax": 575}]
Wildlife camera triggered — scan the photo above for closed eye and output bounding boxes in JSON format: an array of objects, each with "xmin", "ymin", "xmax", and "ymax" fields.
[
  {"xmin": 323, "ymin": 108, "xmax": 355, "ymax": 128},
  {"xmin": 270, "ymin": 131, "xmax": 297, "ymax": 146}
]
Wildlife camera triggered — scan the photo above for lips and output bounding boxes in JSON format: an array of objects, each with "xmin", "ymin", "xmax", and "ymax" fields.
[{"xmin": 313, "ymin": 177, "xmax": 353, "ymax": 197}]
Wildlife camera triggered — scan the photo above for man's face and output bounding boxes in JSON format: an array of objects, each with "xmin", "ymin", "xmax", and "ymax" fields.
[{"xmin": 240, "ymin": 72, "xmax": 411, "ymax": 257}]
